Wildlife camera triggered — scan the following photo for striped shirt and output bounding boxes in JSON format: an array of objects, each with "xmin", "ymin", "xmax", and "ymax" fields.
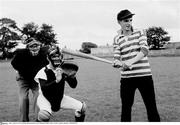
[{"xmin": 113, "ymin": 29, "xmax": 152, "ymax": 78}]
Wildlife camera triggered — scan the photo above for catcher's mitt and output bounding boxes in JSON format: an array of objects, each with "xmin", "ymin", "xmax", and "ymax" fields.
[
  {"xmin": 60, "ymin": 61, "xmax": 78, "ymax": 71},
  {"xmin": 60, "ymin": 61, "xmax": 79, "ymax": 77}
]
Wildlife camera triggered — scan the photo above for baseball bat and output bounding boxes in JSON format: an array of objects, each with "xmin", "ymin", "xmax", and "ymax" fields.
[{"xmin": 61, "ymin": 48, "xmax": 113, "ymax": 64}]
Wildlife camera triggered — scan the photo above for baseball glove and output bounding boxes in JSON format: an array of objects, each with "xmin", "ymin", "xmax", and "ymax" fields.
[{"xmin": 60, "ymin": 61, "xmax": 79, "ymax": 77}]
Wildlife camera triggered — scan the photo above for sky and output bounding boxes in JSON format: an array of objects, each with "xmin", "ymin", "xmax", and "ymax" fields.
[{"xmin": 0, "ymin": 0, "xmax": 180, "ymax": 50}]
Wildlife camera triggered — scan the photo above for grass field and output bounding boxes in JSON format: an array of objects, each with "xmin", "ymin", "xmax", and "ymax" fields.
[{"xmin": 0, "ymin": 57, "xmax": 180, "ymax": 122}]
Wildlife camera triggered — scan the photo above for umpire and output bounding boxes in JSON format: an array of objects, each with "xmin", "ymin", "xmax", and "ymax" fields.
[{"xmin": 11, "ymin": 38, "xmax": 49, "ymax": 122}]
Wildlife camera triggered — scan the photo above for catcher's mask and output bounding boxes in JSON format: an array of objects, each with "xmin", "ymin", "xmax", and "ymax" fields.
[
  {"xmin": 48, "ymin": 45, "xmax": 63, "ymax": 68},
  {"xmin": 26, "ymin": 38, "xmax": 41, "ymax": 56}
]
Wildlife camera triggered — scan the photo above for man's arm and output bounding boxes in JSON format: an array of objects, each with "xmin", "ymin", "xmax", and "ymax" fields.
[
  {"xmin": 38, "ymin": 78, "xmax": 57, "ymax": 87},
  {"xmin": 124, "ymin": 51, "xmax": 146, "ymax": 67},
  {"xmin": 124, "ymin": 30, "xmax": 149, "ymax": 68},
  {"xmin": 65, "ymin": 74, "xmax": 78, "ymax": 88},
  {"xmin": 11, "ymin": 50, "xmax": 24, "ymax": 71},
  {"xmin": 112, "ymin": 35, "xmax": 123, "ymax": 68}
]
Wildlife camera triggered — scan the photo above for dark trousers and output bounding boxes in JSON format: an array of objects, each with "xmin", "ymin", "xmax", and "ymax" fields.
[
  {"xmin": 120, "ymin": 75, "xmax": 160, "ymax": 122},
  {"xmin": 16, "ymin": 73, "xmax": 39, "ymax": 122}
]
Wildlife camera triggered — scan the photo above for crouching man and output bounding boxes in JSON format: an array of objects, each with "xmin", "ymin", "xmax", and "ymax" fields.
[{"xmin": 34, "ymin": 45, "xmax": 86, "ymax": 122}]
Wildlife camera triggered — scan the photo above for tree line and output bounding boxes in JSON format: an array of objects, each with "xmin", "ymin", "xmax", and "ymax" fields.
[{"xmin": 0, "ymin": 18, "xmax": 170, "ymax": 59}]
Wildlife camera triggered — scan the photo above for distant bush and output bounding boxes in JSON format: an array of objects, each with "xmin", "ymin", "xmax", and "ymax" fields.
[{"xmin": 80, "ymin": 42, "xmax": 98, "ymax": 54}]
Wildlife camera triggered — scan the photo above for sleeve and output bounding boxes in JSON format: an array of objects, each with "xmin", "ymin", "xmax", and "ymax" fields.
[
  {"xmin": 34, "ymin": 68, "xmax": 47, "ymax": 84},
  {"xmin": 39, "ymin": 46, "xmax": 49, "ymax": 66},
  {"xmin": 113, "ymin": 35, "xmax": 121, "ymax": 60},
  {"xmin": 35, "ymin": 67, "xmax": 59, "ymax": 87},
  {"xmin": 65, "ymin": 75, "xmax": 77, "ymax": 88},
  {"xmin": 139, "ymin": 29, "xmax": 149, "ymax": 56},
  {"xmin": 11, "ymin": 50, "xmax": 23, "ymax": 71}
]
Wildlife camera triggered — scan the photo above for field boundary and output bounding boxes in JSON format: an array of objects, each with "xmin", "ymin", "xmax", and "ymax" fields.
[{"xmin": 91, "ymin": 49, "xmax": 180, "ymax": 58}]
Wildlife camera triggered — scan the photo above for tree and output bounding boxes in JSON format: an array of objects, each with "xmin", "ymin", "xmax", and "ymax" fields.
[
  {"xmin": 21, "ymin": 22, "xmax": 38, "ymax": 39},
  {"xmin": 146, "ymin": 27, "xmax": 170, "ymax": 50},
  {"xmin": 79, "ymin": 42, "xmax": 98, "ymax": 54},
  {"xmin": 0, "ymin": 19, "xmax": 58, "ymax": 59},
  {"xmin": 0, "ymin": 18, "xmax": 21, "ymax": 59},
  {"xmin": 22, "ymin": 23, "xmax": 57, "ymax": 45},
  {"xmin": 36, "ymin": 24, "xmax": 57, "ymax": 45}
]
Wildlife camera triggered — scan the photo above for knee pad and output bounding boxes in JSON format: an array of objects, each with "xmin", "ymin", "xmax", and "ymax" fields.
[
  {"xmin": 38, "ymin": 110, "xmax": 51, "ymax": 122},
  {"xmin": 75, "ymin": 102, "xmax": 86, "ymax": 122}
]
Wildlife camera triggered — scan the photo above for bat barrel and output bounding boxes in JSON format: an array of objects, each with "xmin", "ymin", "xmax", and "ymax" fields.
[{"xmin": 61, "ymin": 48, "xmax": 113, "ymax": 64}]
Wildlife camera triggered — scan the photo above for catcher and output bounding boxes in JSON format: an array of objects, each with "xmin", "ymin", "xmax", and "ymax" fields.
[{"xmin": 34, "ymin": 45, "xmax": 86, "ymax": 122}]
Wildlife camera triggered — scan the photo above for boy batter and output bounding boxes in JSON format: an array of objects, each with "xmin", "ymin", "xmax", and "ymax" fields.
[{"xmin": 113, "ymin": 9, "xmax": 160, "ymax": 122}]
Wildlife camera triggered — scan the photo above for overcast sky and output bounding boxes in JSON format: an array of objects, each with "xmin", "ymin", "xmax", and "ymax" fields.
[{"xmin": 0, "ymin": 0, "xmax": 180, "ymax": 49}]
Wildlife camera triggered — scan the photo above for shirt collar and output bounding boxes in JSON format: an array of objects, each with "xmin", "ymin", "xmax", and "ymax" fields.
[{"xmin": 117, "ymin": 27, "xmax": 134, "ymax": 36}]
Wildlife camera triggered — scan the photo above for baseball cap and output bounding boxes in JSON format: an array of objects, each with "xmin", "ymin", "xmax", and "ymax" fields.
[{"xmin": 117, "ymin": 9, "xmax": 135, "ymax": 21}]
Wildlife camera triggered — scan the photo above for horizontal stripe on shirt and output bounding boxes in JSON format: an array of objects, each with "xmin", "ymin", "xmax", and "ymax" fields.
[
  {"xmin": 131, "ymin": 65, "xmax": 151, "ymax": 71},
  {"xmin": 121, "ymin": 71, "xmax": 152, "ymax": 78},
  {"xmin": 127, "ymin": 35, "xmax": 140, "ymax": 41},
  {"xmin": 117, "ymin": 39, "xmax": 126, "ymax": 46},
  {"xmin": 133, "ymin": 61, "xmax": 150, "ymax": 67},
  {"xmin": 139, "ymin": 39, "xmax": 147, "ymax": 45},
  {"xmin": 134, "ymin": 57, "xmax": 148, "ymax": 64},
  {"xmin": 121, "ymin": 73, "xmax": 152, "ymax": 78},
  {"xmin": 121, "ymin": 47, "xmax": 140, "ymax": 56},
  {"xmin": 121, "ymin": 66, "xmax": 151, "ymax": 74},
  {"xmin": 121, "ymin": 51, "xmax": 138, "ymax": 59},
  {"xmin": 121, "ymin": 54, "xmax": 137, "ymax": 61},
  {"xmin": 120, "ymin": 41, "xmax": 139, "ymax": 52},
  {"xmin": 114, "ymin": 54, "xmax": 121, "ymax": 58}
]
